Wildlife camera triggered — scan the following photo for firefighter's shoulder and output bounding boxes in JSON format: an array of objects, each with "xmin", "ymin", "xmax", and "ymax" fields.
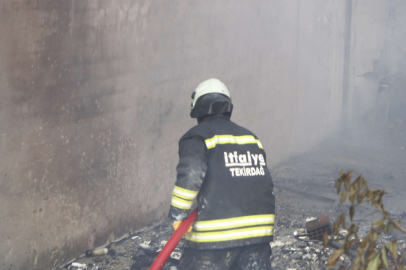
[
  {"xmin": 229, "ymin": 121, "xmax": 259, "ymax": 139},
  {"xmin": 179, "ymin": 123, "xmax": 211, "ymax": 142}
]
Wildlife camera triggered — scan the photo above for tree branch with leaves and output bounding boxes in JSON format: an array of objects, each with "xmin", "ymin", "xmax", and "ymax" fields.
[{"xmin": 324, "ymin": 171, "xmax": 406, "ymax": 270}]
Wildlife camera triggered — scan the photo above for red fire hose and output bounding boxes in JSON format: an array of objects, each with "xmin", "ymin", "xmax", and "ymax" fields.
[{"xmin": 149, "ymin": 208, "xmax": 198, "ymax": 270}]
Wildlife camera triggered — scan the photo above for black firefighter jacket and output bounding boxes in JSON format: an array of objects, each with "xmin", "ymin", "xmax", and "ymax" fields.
[{"xmin": 168, "ymin": 115, "xmax": 275, "ymax": 250}]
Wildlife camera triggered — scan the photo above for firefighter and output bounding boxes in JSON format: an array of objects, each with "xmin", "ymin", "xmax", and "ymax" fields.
[{"xmin": 169, "ymin": 78, "xmax": 275, "ymax": 270}]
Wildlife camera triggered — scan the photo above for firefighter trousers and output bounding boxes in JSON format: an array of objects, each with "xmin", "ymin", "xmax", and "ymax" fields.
[{"xmin": 177, "ymin": 243, "xmax": 273, "ymax": 270}]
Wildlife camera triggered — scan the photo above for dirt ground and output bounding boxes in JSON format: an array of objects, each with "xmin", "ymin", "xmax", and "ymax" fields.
[{"xmin": 62, "ymin": 116, "xmax": 406, "ymax": 270}]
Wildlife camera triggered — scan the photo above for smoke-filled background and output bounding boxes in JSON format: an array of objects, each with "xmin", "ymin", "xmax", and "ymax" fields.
[{"xmin": 0, "ymin": 1, "xmax": 405, "ymax": 269}]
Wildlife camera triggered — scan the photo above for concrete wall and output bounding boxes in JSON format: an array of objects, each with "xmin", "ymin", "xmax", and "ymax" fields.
[
  {"xmin": 380, "ymin": 0, "xmax": 406, "ymax": 121},
  {"xmin": 347, "ymin": 0, "xmax": 406, "ymax": 121},
  {"xmin": 0, "ymin": 1, "xmax": 347, "ymax": 269},
  {"xmin": 347, "ymin": 0, "xmax": 388, "ymax": 120}
]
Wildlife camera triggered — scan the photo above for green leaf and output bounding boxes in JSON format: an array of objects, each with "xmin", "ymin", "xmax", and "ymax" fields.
[
  {"xmin": 332, "ymin": 223, "xmax": 339, "ymax": 237},
  {"xmin": 347, "ymin": 224, "xmax": 357, "ymax": 235},
  {"xmin": 339, "ymin": 213, "xmax": 347, "ymax": 230},
  {"xmin": 340, "ymin": 190, "xmax": 347, "ymax": 204},
  {"xmin": 345, "ymin": 177, "xmax": 351, "ymax": 191},
  {"xmin": 399, "ymin": 260, "xmax": 405, "ymax": 270},
  {"xmin": 363, "ymin": 180, "xmax": 369, "ymax": 192},
  {"xmin": 346, "ymin": 171, "xmax": 353, "ymax": 181},
  {"xmin": 357, "ymin": 191, "xmax": 365, "ymax": 204},
  {"xmin": 379, "ymin": 247, "xmax": 389, "ymax": 269},
  {"xmin": 370, "ymin": 231, "xmax": 378, "ymax": 242},
  {"xmin": 354, "ymin": 226, "xmax": 359, "ymax": 239},
  {"xmin": 360, "ymin": 235, "xmax": 369, "ymax": 250},
  {"xmin": 352, "ymin": 255, "xmax": 361, "ymax": 270},
  {"xmin": 385, "ymin": 241, "xmax": 398, "ymax": 261},
  {"xmin": 327, "ymin": 248, "xmax": 344, "ymax": 268},
  {"xmin": 322, "ymin": 232, "xmax": 329, "ymax": 248},
  {"xmin": 371, "ymin": 219, "xmax": 385, "ymax": 230},
  {"xmin": 383, "ymin": 220, "xmax": 392, "ymax": 233},
  {"xmin": 349, "ymin": 185, "xmax": 356, "ymax": 205},
  {"xmin": 366, "ymin": 252, "xmax": 381, "ymax": 270},
  {"xmin": 355, "ymin": 176, "xmax": 363, "ymax": 191},
  {"xmin": 336, "ymin": 179, "xmax": 343, "ymax": 194}
]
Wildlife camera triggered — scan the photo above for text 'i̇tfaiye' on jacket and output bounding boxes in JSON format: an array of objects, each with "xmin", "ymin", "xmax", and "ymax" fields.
[{"xmin": 224, "ymin": 151, "xmax": 266, "ymax": 177}]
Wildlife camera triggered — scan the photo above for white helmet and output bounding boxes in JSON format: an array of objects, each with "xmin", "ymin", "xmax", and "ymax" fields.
[{"xmin": 190, "ymin": 78, "xmax": 233, "ymax": 119}]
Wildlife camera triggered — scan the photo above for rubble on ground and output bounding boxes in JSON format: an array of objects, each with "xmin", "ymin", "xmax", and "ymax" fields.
[{"xmin": 57, "ymin": 208, "xmax": 406, "ymax": 270}]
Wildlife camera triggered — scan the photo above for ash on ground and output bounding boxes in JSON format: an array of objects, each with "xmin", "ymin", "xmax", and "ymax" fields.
[
  {"xmin": 61, "ymin": 205, "xmax": 406, "ymax": 270},
  {"xmin": 61, "ymin": 118, "xmax": 406, "ymax": 270}
]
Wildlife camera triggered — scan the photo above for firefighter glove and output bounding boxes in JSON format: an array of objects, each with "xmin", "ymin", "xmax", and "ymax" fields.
[{"xmin": 173, "ymin": 220, "xmax": 193, "ymax": 236}]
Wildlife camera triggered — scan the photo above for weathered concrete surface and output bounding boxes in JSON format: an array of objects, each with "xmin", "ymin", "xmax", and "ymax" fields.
[
  {"xmin": 0, "ymin": 1, "xmax": 349, "ymax": 269},
  {"xmin": 347, "ymin": 0, "xmax": 388, "ymax": 120},
  {"xmin": 348, "ymin": 0, "xmax": 406, "ymax": 121}
]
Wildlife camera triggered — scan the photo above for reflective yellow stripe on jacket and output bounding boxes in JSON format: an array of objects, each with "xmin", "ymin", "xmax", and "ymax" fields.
[
  {"xmin": 205, "ymin": 135, "xmax": 263, "ymax": 149},
  {"xmin": 171, "ymin": 186, "xmax": 198, "ymax": 210},
  {"xmin": 194, "ymin": 214, "xmax": 275, "ymax": 231},
  {"xmin": 187, "ymin": 226, "xmax": 274, "ymax": 242},
  {"xmin": 186, "ymin": 214, "xmax": 275, "ymax": 243}
]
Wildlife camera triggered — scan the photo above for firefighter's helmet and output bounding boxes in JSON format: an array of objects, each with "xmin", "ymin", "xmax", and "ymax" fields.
[{"xmin": 190, "ymin": 78, "xmax": 233, "ymax": 119}]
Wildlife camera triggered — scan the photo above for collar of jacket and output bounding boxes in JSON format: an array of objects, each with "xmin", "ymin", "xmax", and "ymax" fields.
[{"xmin": 200, "ymin": 114, "xmax": 231, "ymax": 123}]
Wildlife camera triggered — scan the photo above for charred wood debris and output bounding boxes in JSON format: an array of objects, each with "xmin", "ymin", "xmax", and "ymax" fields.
[{"xmin": 59, "ymin": 200, "xmax": 406, "ymax": 270}]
